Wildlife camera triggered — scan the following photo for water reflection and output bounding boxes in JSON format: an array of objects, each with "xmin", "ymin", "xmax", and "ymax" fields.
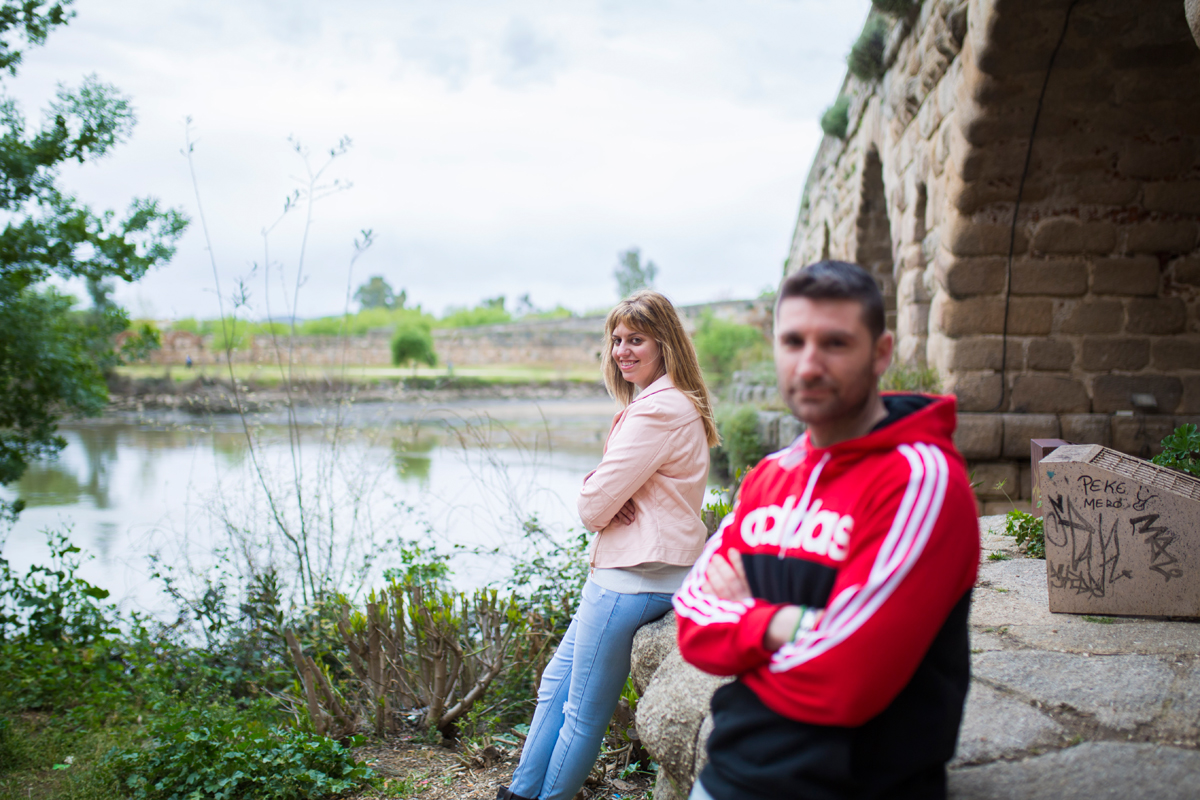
[{"xmin": 0, "ymin": 402, "xmax": 613, "ymax": 615}]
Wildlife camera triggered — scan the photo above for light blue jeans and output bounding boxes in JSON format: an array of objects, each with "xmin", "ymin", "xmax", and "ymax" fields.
[{"xmin": 509, "ymin": 578, "xmax": 674, "ymax": 800}]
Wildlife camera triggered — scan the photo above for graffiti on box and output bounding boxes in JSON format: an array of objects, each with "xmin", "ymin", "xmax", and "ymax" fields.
[{"xmin": 1044, "ymin": 475, "xmax": 1184, "ymax": 598}]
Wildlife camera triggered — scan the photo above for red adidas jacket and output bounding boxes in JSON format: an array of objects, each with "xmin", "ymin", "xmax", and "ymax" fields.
[{"xmin": 674, "ymin": 394, "xmax": 979, "ymax": 728}]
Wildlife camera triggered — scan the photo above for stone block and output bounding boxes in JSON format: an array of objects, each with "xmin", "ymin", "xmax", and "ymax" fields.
[
  {"xmin": 1039, "ymin": 444, "xmax": 1200, "ymax": 617},
  {"xmin": 954, "ymin": 413, "xmax": 1003, "ymax": 460},
  {"xmin": 1151, "ymin": 337, "xmax": 1200, "ymax": 370},
  {"xmin": 937, "ymin": 335, "xmax": 1003, "ymax": 371},
  {"xmin": 1092, "ymin": 375, "xmax": 1184, "ymax": 414},
  {"xmin": 944, "ymin": 212, "xmax": 1027, "ymax": 257},
  {"xmin": 1079, "ymin": 337, "xmax": 1151, "ymax": 371},
  {"xmin": 1182, "ymin": 376, "xmax": 1200, "ymax": 414},
  {"xmin": 1111, "ymin": 416, "xmax": 1178, "ymax": 458},
  {"xmin": 969, "ymin": 461, "xmax": 1019, "ymax": 500},
  {"xmin": 1032, "ymin": 218, "xmax": 1117, "ymax": 255},
  {"xmin": 1006, "ymin": 298, "xmax": 1054, "ymax": 335},
  {"xmin": 1171, "ymin": 256, "xmax": 1200, "ymax": 286},
  {"xmin": 1010, "ymin": 374, "xmax": 1091, "ymax": 413},
  {"xmin": 945, "ymin": 371, "xmax": 1004, "ymax": 412},
  {"xmin": 1061, "ymin": 414, "xmax": 1112, "ymax": 448},
  {"xmin": 933, "ymin": 294, "xmax": 1004, "ymax": 336},
  {"xmin": 1026, "ymin": 338, "xmax": 1075, "ymax": 371},
  {"xmin": 1143, "ymin": 181, "xmax": 1200, "ymax": 214},
  {"xmin": 1125, "ymin": 222, "xmax": 1199, "ymax": 255},
  {"xmin": 1010, "ymin": 258, "xmax": 1088, "ymax": 296},
  {"xmin": 1059, "ymin": 299, "xmax": 1123, "ymax": 334},
  {"xmin": 1002, "ymin": 414, "xmax": 1061, "ymax": 459},
  {"xmin": 1019, "ymin": 461, "xmax": 1034, "ymax": 500},
  {"xmin": 1125, "ymin": 297, "xmax": 1187, "ymax": 335},
  {"xmin": 1076, "ymin": 179, "xmax": 1141, "ymax": 205},
  {"xmin": 933, "ymin": 254, "xmax": 1007, "ymax": 298},
  {"xmin": 1091, "ymin": 256, "xmax": 1160, "ymax": 296},
  {"xmin": 1118, "ymin": 140, "xmax": 1196, "ymax": 179}
]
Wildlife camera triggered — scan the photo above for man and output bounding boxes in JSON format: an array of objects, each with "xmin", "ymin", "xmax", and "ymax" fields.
[{"xmin": 674, "ymin": 261, "xmax": 979, "ymax": 800}]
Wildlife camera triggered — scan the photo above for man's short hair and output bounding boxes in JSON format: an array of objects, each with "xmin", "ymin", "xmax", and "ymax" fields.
[{"xmin": 777, "ymin": 260, "xmax": 886, "ymax": 340}]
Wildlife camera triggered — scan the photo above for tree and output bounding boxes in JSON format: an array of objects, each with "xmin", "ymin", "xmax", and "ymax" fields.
[
  {"xmin": 391, "ymin": 320, "xmax": 437, "ymax": 374},
  {"xmin": 614, "ymin": 248, "xmax": 658, "ymax": 299},
  {"xmin": 0, "ymin": 1, "xmax": 188, "ymax": 512},
  {"xmin": 353, "ymin": 275, "xmax": 404, "ymax": 311}
]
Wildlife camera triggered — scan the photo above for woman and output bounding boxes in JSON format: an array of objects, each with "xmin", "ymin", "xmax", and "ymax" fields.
[{"xmin": 500, "ymin": 290, "xmax": 719, "ymax": 800}]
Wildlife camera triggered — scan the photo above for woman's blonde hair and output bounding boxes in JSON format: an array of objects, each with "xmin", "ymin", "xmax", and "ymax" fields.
[{"xmin": 602, "ymin": 290, "xmax": 720, "ymax": 448}]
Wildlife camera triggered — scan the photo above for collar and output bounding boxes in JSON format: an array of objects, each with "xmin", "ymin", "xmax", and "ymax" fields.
[{"xmin": 631, "ymin": 372, "xmax": 675, "ymax": 403}]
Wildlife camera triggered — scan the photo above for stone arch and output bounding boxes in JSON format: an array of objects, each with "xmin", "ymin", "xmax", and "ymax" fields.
[
  {"xmin": 853, "ymin": 146, "xmax": 898, "ymax": 335},
  {"xmin": 933, "ymin": 0, "xmax": 1200, "ymax": 415}
]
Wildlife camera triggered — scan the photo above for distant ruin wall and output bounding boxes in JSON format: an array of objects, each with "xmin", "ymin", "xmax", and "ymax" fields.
[{"xmin": 142, "ymin": 298, "xmax": 773, "ymax": 369}]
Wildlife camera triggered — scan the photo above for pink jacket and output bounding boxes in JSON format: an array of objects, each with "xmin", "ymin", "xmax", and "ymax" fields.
[{"xmin": 578, "ymin": 374, "xmax": 710, "ymax": 569}]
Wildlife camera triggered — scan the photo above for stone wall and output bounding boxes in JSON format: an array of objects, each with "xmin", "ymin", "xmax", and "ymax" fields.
[
  {"xmin": 790, "ymin": 0, "xmax": 1200, "ymax": 415},
  {"xmin": 786, "ymin": 0, "xmax": 1200, "ymax": 506}
]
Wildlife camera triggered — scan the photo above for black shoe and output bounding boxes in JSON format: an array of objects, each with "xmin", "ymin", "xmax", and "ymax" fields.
[{"xmin": 496, "ymin": 787, "xmax": 536, "ymax": 800}]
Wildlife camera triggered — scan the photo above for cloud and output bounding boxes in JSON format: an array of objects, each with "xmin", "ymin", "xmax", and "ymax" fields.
[{"xmin": 12, "ymin": 0, "xmax": 872, "ymax": 319}]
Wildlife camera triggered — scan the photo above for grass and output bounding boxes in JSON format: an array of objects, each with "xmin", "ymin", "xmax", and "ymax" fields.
[
  {"xmin": 115, "ymin": 363, "xmax": 602, "ymax": 386},
  {"xmin": 1082, "ymin": 616, "xmax": 1115, "ymax": 625},
  {"xmin": 0, "ymin": 714, "xmax": 129, "ymax": 800},
  {"xmin": 987, "ymin": 552, "xmax": 1011, "ymax": 562}
]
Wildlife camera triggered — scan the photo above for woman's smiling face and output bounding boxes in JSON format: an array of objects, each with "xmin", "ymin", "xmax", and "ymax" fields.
[{"xmin": 611, "ymin": 321, "xmax": 663, "ymax": 390}]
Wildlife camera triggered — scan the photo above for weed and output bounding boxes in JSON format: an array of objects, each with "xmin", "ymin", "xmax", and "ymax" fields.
[
  {"xmin": 987, "ymin": 552, "xmax": 1011, "ymax": 562},
  {"xmin": 848, "ymin": 17, "xmax": 890, "ymax": 81},
  {"xmin": 1003, "ymin": 509, "xmax": 1045, "ymax": 559},
  {"xmin": 994, "ymin": 587, "xmax": 1009, "ymax": 594},
  {"xmin": 1152, "ymin": 423, "xmax": 1200, "ymax": 478},
  {"xmin": 820, "ymin": 96, "xmax": 850, "ymax": 139},
  {"xmin": 1082, "ymin": 616, "xmax": 1115, "ymax": 625}
]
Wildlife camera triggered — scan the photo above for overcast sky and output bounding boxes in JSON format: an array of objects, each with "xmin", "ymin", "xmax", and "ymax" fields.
[{"xmin": 16, "ymin": 0, "xmax": 870, "ymax": 320}]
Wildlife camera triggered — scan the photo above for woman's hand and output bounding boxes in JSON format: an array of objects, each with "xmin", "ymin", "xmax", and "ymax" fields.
[
  {"xmin": 701, "ymin": 548, "xmax": 752, "ymax": 602},
  {"xmin": 615, "ymin": 498, "xmax": 637, "ymax": 525}
]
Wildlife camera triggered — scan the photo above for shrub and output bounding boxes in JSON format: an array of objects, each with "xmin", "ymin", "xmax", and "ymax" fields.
[
  {"xmin": 820, "ymin": 96, "xmax": 850, "ymax": 139},
  {"xmin": 871, "ymin": 0, "xmax": 916, "ymax": 16},
  {"xmin": 391, "ymin": 321, "xmax": 437, "ymax": 370},
  {"xmin": 715, "ymin": 406, "xmax": 765, "ymax": 479},
  {"xmin": 848, "ymin": 17, "xmax": 890, "ymax": 81},
  {"xmin": 1151, "ymin": 423, "xmax": 1200, "ymax": 479},
  {"xmin": 693, "ymin": 312, "xmax": 769, "ymax": 386},
  {"xmin": 437, "ymin": 297, "xmax": 511, "ymax": 328},
  {"xmin": 107, "ymin": 699, "xmax": 373, "ymax": 800}
]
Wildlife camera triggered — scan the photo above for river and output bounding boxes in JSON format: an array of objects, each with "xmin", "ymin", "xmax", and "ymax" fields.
[{"xmin": 0, "ymin": 397, "xmax": 624, "ymax": 617}]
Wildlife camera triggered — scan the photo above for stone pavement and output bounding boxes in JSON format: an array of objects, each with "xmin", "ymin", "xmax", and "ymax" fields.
[
  {"xmin": 949, "ymin": 516, "xmax": 1200, "ymax": 798},
  {"xmin": 632, "ymin": 515, "xmax": 1200, "ymax": 800}
]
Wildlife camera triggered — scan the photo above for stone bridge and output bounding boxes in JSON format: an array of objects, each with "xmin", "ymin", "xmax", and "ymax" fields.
[{"xmin": 788, "ymin": 0, "xmax": 1200, "ymax": 508}]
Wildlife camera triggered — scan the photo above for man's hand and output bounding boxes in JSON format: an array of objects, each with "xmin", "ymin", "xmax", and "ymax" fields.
[
  {"xmin": 701, "ymin": 548, "xmax": 752, "ymax": 602},
  {"xmin": 615, "ymin": 498, "xmax": 637, "ymax": 525}
]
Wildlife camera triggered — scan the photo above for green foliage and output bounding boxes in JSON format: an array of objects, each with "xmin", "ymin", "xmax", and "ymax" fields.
[
  {"xmin": 1003, "ymin": 509, "xmax": 1045, "ymax": 559},
  {"xmin": 848, "ymin": 16, "xmax": 890, "ymax": 81},
  {"xmin": 0, "ymin": 16, "xmax": 188, "ymax": 501},
  {"xmin": 871, "ymin": 0, "xmax": 916, "ymax": 16},
  {"xmin": 437, "ymin": 296, "xmax": 512, "ymax": 328},
  {"xmin": 391, "ymin": 320, "xmax": 437, "ymax": 369},
  {"xmin": 713, "ymin": 406, "xmax": 765, "ymax": 479},
  {"xmin": 820, "ymin": 95, "xmax": 850, "ymax": 139},
  {"xmin": 880, "ymin": 363, "xmax": 942, "ymax": 393},
  {"xmin": 987, "ymin": 552, "xmax": 1011, "ymax": 562},
  {"xmin": 108, "ymin": 699, "xmax": 373, "ymax": 800},
  {"xmin": 614, "ymin": 247, "xmax": 658, "ymax": 299},
  {"xmin": 354, "ymin": 275, "xmax": 404, "ymax": 311},
  {"xmin": 1151, "ymin": 423, "xmax": 1200, "ymax": 478},
  {"xmin": 693, "ymin": 312, "xmax": 769, "ymax": 386}
]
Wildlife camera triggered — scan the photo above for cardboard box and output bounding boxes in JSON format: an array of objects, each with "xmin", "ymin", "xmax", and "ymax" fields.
[{"xmin": 1038, "ymin": 444, "xmax": 1200, "ymax": 618}]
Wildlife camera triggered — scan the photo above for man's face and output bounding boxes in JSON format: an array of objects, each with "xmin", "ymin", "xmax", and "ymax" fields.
[{"xmin": 774, "ymin": 296, "xmax": 893, "ymax": 427}]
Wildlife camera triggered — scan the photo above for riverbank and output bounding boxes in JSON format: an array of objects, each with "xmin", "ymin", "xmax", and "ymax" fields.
[{"xmin": 106, "ymin": 370, "xmax": 611, "ymax": 415}]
